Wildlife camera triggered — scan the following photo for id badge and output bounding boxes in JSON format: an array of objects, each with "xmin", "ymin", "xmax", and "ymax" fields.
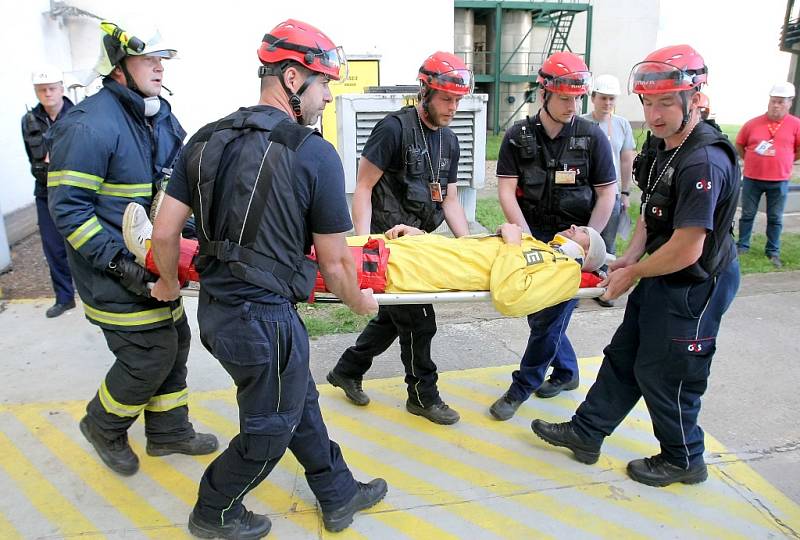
[
  {"xmin": 429, "ymin": 182, "xmax": 443, "ymax": 202},
  {"xmin": 555, "ymin": 169, "xmax": 577, "ymax": 185},
  {"xmin": 754, "ymin": 140, "xmax": 775, "ymax": 157}
]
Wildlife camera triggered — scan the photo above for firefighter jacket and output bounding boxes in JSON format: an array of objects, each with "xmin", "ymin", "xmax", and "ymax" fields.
[
  {"xmin": 47, "ymin": 78, "xmax": 186, "ymax": 330},
  {"xmin": 370, "ymin": 106, "xmax": 458, "ymax": 234},
  {"xmin": 184, "ymin": 107, "xmax": 321, "ymax": 304},
  {"xmin": 507, "ymin": 116, "xmax": 596, "ymax": 231},
  {"xmin": 634, "ymin": 120, "xmax": 739, "ymax": 283},
  {"xmin": 346, "ymin": 233, "xmax": 581, "ymax": 317},
  {"xmin": 20, "ymin": 97, "xmax": 73, "ymax": 197}
]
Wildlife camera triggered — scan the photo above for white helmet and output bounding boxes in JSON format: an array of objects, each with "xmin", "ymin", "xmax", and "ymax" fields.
[
  {"xmin": 593, "ymin": 74, "xmax": 621, "ymax": 96},
  {"xmin": 31, "ymin": 65, "xmax": 63, "ymax": 85},
  {"xmin": 94, "ymin": 20, "xmax": 177, "ymax": 76},
  {"xmin": 770, "ymin": 82, "xmax": 796, "ymax": 98}
]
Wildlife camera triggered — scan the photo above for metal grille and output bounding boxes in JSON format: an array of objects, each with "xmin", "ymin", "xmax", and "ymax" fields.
[{"xmin": 355, "ymin": 110, "xmax": 476, "ymax": 184}]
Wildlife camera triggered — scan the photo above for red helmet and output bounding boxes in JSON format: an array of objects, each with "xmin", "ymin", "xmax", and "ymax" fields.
[
  {"xmin": 258, "ymin": 19, "xmax": 347, "ymax": 81},
  {"xmin": 417, "ymin": 52, "xmax": 474, "ymax": 96},
  {"xmin": 629, "ymin": 44, "xmax": 707, "ymax": 95},
  {"xmin": 537, "ymin": 52, "xmax": 592, "ymax": 96}
]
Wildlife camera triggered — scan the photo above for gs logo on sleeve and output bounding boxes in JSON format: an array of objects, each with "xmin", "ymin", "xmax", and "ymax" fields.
[{"xmin": 695, "ymin": 179, "xmax": 712, "ymax": 192}]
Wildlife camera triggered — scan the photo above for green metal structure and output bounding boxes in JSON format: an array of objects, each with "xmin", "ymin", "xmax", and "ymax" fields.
[{"xmin": 454, "ymin": 0, "xmax": 592, "ymax": 134}]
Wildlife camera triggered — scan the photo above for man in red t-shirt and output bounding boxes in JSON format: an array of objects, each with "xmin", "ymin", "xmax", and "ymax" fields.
[{"xmin": 736, "ymin": 82, "xmax": 800, "ymax": 267}]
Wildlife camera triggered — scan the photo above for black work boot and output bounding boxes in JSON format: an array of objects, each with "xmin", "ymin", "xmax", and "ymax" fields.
[
  {"xmin": 147, "ymin": 432, "xmax": 219, "ymax": 457},
  {"xmin": 188, "ymin": 509, "xmax": 271, "ymax": 539},
  {"xmin": 327, "ymin": 370, "xmax": 370, "ymax": 406},
  {"xmin": 531, "ymin": 419, "xmax": 601, "ymax": 464},
  {"xmin": 79, "ymin": 415, "xmax": 139, "ymax": 476},
  {"xmin": 627, "ymin": 454, "xmax": 708, "ymax": 487},
  {"xmin": 406, "ymin": 400, "xmax": 460, "ymax": 425},
  {"xmin": 322, "ymin": 478, "xmax": 388, "ymax": 532},
  {"xmin": 489, "ymin": 392, "xmax": 524, "ymax": 421},
  {"xmin": 534, "ymin": 375, "xmax": 579, "ymax": 398}
]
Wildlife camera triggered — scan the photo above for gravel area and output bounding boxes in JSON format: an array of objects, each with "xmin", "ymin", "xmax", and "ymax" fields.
[{"xmin": 0, "ymin": 233, "xmax": 55, "ymax": 300}]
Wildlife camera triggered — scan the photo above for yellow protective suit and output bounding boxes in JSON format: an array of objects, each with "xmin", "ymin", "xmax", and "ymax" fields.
[{"xmin": 347, "ymin": 233, "xmax": 582, "ymax": 317}]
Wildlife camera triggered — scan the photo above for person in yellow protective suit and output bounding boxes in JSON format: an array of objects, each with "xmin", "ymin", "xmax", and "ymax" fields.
[
  {"xmin": 346, "ymin": 223, "xmax": 605, "ymax": 317},
  {"xmin": 123, "ymin": 203, "xmax": 605, "ymax": 319}
]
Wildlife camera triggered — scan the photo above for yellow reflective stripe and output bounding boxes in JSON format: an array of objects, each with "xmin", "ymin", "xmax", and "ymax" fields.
[
  {"xmin": 98, "ymin": 182, "xmax": 152, "ymax": 198},
  {"xmin": 145, "ymin": 388, "xmax": 189, "ymax": 412},
  {"xmin": 47, "ymin": 170, "xmax": 103, "ymax": 191},
  {"xmin": 99, "ymin": 380, "xmax": 145, "ymax": 418},
  {"xmin": 83, "ymin": 302, "xmax": 184, "ymax": 328},
  {"xmin": 66, "ymin": 216, "xmax": 102, "ymax": 249}
]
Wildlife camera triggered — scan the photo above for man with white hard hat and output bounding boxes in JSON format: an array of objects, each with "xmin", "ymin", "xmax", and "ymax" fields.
[
  {"xmin": 581, "ymin": 74, "xmax": 637, "ymax": 267},
  {"xmin": 21, "ymin": 65, "xmax": 75, "ymax": 318},
  {"xmin": 736, "ymin": 81, "xmax": 800, "ymax": 268}
]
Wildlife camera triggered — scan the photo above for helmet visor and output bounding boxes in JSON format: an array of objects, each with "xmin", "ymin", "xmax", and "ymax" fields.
[
  {"xmin": 317, "ymin": 46, "xmax": 348, "ymax": 81},
  {"xmin": 543, "ymin": 71, "xmax": 592, "ymax": 95},
  {"xmin": 432, "ymin": 68, "xmax": 474, "ymax": 95},
  {"xmin": 629, "ymin": 61, "xmax": 696, "ymax": 94}
]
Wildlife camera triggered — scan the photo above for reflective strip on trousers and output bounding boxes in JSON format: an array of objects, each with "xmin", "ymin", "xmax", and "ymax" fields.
[
  {"xmin": 98, "ymin": 379, "xmax": 146, "ymax": 418},
  {"xmin": 83, "ymin": 302, "xmax": 184, "ymax": 328},
  {"xmin": 145, "ymin": 388, "xmax": 189, "ymax": 412}
]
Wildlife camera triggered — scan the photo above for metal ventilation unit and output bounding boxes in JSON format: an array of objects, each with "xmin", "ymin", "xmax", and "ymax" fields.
[{"xmin": 335, "ymin": 93, "xmax": 488, "ymax": 229}]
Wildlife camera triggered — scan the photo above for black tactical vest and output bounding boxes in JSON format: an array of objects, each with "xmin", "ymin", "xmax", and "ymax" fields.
[
  {"xmin": 370, "ymin": 106, "xmax": 455, "ymax": 234},
  {"xmin": 184, "ymin": 108, "xmax": 320, "ymax": 303},
  {"xmin": 508, "ymin": 115, "xmax": 595, "ymax": 231},
  {"xmin": 634, "ymin": 120, "xmax": 739, "ymax": 282}
]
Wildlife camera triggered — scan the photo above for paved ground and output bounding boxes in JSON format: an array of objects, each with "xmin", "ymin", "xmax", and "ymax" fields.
[{"xmin": 0, "ymin": 268, "xmax": 798, "ymax": 539}]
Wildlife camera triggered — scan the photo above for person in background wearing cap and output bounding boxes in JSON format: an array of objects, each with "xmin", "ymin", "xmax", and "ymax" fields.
[
  {"xmin": 581, "ymin": 74, "xmax": 637, "ymax": 307},
  {"xmin": 531, "ymin": 45, "xmax": 740, "ymax": 488},
  {"xmin": 489, "ymin": 51, "xmax": 617, "ymax": 420},
  {"xmin": 47, "ymin": 20, "xmax": 217, "ymax": 478},
  {"xmin": 736, "ymin": 81, "xmax": 800, "ymax": 268},
  {"xmin": 327, "ymin": 51, "xmax": 472, "ymax": 426},
  {"xmin": 21, "ymin": 66, "xmax": 75, "ymax": 318},
  {"xmin": 149, "ymin": 19, "xmax": 385, "ymax": 537}
]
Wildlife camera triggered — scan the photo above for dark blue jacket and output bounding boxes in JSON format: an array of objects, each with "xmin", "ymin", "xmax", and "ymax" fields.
[
  {"xmin": 21, "ymin": 96, "xmax": 74, "ymax": 197},
  {"xmin": 47, "ymin": 78, "xmax": 186, "ymax": 330}
]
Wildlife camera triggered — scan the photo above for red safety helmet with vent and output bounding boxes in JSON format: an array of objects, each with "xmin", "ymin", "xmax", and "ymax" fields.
[
  {"xmin": 629, "ymin": 44, "xmax": 707, "ymax": 95},
  {"xmin": 537, "ymin": 52, "xmax": 592, "ymax": 96},
  {"xmin": 417, "ymin": 52, "xmax": 474, "ymax": 96},
  {"xmin": 258, "ymin": 19, "xmax": 347, "ymax": 81}
]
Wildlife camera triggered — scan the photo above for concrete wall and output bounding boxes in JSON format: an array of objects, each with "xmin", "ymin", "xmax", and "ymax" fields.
[{"xmin": 0, "ymin": 0, "xmax": 454, "ymax": 221}]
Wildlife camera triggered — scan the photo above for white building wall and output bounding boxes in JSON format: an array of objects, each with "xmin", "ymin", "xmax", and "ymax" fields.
[{"xmin": 0, "ymin": 0, "xmax": 454, "ymax": 220}]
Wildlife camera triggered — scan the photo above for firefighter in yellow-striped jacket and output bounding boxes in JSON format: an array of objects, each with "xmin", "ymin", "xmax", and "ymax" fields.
[{"xmin": 47, "ymin": 20, "xmax": 217, "ymax": 476}]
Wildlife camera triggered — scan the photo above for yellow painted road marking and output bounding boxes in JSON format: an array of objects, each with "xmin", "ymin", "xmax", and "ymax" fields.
[
  {"xmin": 440, "ymin": 378, "xmax": 793, "ymax": 534},
  {"xmin": 0, "ymin": 507, "xmax": 22, "ymax": 540},
  {"xmin": 11, "ymin": 407, "xmax": 189, "ymax": 540},
  {"xmin": 321, "ymin": 395, "xmax": 642, "ymax": 539},
  {"xmin": 0, "ymin": 430, "xmax": 100, "ymax": 537}
]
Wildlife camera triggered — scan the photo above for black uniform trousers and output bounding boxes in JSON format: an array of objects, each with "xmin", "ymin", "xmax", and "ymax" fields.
[
  {"xmin": 334, "ymin": 304, "xmax": 441, "ymax": 407},
  {"xmin": 572, "ymin": 259, "xmax": 740, "ymax": 468},
  {"xmin": 36, "ymin": 196, "xmax": 74, "ymax": 304},
  {"xmin": 194, "ymin": 293, "xmax": 357, "ymax": 525},
  {"xmin": 87, "ymin": 316, "xmax": 195, "ymax": 443}
]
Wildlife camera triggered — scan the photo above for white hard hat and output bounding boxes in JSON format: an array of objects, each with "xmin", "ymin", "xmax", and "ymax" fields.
[
  {"xmin": 95, "ymin": 20, "xmax": 177, "ymax": 76},
  {"xmin": 593, "ymin": 74, "xmax": 621, "ymax": 96},
  {"xmin": 31, "ymin": 65, "xmax": 63, "ymax": 85},
  {"xmin": 770, "ymin": 82, "xmax": 796, "ymax": 98}
]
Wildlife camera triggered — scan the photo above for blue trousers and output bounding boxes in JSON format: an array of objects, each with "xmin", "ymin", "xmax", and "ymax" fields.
[
  {"xmin": 572, "ymin": 260, "xmax": 740, "ymax": 468},
  {"xmin": 507, "ymin": 298, "xmax": 580, "ymax": 402},
  {"xmin": 737, "ymin": 178, "xmax": 789, "ymax": 257},
  {"xmin": 195, "ymin": 293, "xmax": 357, "ymax": 525},
  {"xmin": 36, "ymin": 196, "xmax": 74, "ymax": 304}
]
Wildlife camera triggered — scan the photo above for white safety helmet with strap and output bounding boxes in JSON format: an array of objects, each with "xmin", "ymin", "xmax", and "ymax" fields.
[
  {"xmin": 31, "ymin": 65, "xmax": 63, "ymax": 85},
  {"xmin": 94, "ymin": 20, "xmax": 177, "ymax": 77},
  {"xmin": 593, "ymin": 74, "xmax": 621, "ymax": 96}
]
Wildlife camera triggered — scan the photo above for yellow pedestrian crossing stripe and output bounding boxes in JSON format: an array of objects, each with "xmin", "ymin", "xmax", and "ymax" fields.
[{"xmin": 0, "ymin": 360, "xmax": 798, "ymax": 539}]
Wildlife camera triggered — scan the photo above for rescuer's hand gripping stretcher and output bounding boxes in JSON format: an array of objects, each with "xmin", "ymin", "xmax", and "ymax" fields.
[{"xmin": 124, "ymin": 203, "xmax": 608, "ymax": 316}]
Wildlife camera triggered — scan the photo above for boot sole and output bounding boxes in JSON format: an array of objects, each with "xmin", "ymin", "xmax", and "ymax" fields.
[
  {"xmin": 79, "ymin": 418, "xmax": 139, "ymax": 476},
  {"xmin": 187, "ymin": 512, "xmax": 272, "ymax": 539},
  {"xmin": 626, "ymin": 464, "xmax": 709, "ymax": 487},
  {"xmin": 323, "ymin": 482, "xmax": 388, "ymax": 532},
  {"xmin": 405, "ymin": 403, "xmax": 460, "ymax": 425},
  {"xmin": 531, "ymin": 423, "xmax": 600, "ymax": 465},
  {"xmin": 326, "ymin": 372, "xmax": 370, "ymax": 406}
]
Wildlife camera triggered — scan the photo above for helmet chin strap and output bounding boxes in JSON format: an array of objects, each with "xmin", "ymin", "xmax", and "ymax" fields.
[
  {"xmin": 419, "ymin": 85, "xmax": 439, "ymax": 127},
  {"xmin": 118, "ymin": 58, "xmax": 140, "ymax": 94},
  {"xmin": 278, "ymin": 63, "xmax": 318, "ymax": 125},
  {"xmin": 541, "ymin": 90, "xmax": 571, "ymax": 125}
]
